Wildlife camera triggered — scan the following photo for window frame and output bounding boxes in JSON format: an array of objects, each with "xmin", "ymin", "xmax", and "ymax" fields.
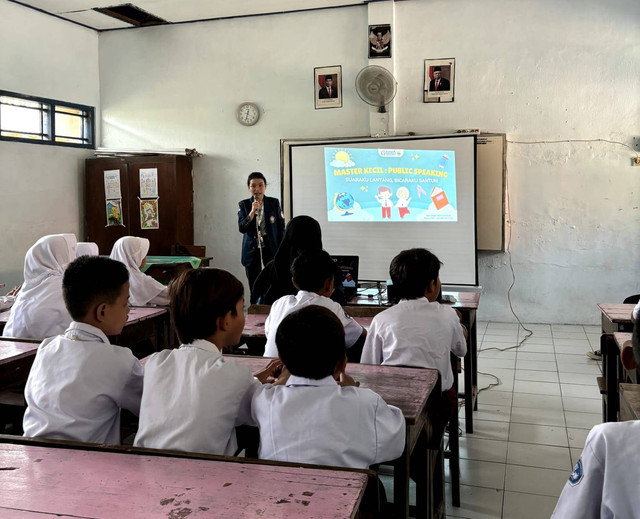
[{"xmin": 0, "ymin": 90, "xmax": 95, "ymax": 149}]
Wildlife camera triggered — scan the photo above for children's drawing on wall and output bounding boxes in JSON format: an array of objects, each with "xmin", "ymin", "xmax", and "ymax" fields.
[
  {"xmin": 106, "ymin": 199, "xmax": 124, "ymax": 227},
  {"xmin": 139, "ymin": 168, "xmax": 159, "ymax": 198},
  {"xmin": 424, "ymin": 58, "xmax": 455, "ymax": 103},
  {"xmin": 325, "ymin": 147, "xmax": 458, "ymax": 222},
  {"xmin": 103, "ymin": 170, "xmax": 122, "ymax": 199},
  {"xmin": 368, "ymin": 25, "xmax": 391, "ymax": 58},
  {"xmin": 140, "ymin": 199, "xmax": 160, "ymax": 229}
]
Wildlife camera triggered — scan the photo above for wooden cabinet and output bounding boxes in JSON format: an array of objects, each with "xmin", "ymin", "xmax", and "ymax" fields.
[{"xmin": 84, "ymin": 155, "xmax": 194, "ymax": 255}]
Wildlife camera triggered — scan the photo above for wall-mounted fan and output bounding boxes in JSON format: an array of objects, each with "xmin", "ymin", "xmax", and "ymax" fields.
[{"xmin": 355, "ymin": 65, "xmax": 398, "ymax": 113}]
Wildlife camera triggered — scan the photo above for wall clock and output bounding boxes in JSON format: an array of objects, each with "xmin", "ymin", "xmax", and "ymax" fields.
[{"xmin": 237, "ymin": 102, "xmax": 260, "ymax": 126}]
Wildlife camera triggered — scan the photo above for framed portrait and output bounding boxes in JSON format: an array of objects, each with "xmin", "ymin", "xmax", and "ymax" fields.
[
  {"xmin": 424, "ymin": 58, "xmax": 455, "ymax": 103},
  {"xmin": 314, "ymin": 65, "xmax": 342, "ymax": 110},
  {"xmin": 368, "ymin": 24, "xmax": 391, "ymax": 58}
]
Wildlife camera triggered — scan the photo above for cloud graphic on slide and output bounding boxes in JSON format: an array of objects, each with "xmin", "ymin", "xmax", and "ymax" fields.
[{"xmin": 330, "ymin": 159, "xmax": 355, "ymax": 167}]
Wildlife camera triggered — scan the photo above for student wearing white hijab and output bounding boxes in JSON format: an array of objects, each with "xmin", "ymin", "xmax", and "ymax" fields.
[
  {"xmin": 110, "ymin": 237, "xmax": 169, "ymax": 306},
  {"xmin": 76, "ymin": 242, "xmax": 99, "ymax": 257},
  {"xmin": 3, "ymin": 234, "xmax": 77, "ymax": 339}
]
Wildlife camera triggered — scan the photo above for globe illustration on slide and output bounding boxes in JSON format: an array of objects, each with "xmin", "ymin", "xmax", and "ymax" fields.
[{"xmin": 334, "ymin": 192, "xmax": 355, "ymax": 215}]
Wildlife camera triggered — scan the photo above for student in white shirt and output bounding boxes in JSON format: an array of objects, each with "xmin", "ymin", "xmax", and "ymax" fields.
[
  {"xmin": 3, "ymin": 234, "xmax": 77, "ymax": 339},
  {"xmin": 134, "ymin": 268, "xmax": 283, "ymax": 456},
  {"xmin": 23, "ymin": 256, "xmax": 143, "ymax": 444},
  {"xmin": 110, "ymin": 236, "xmax": 169, "ymax": 306},
  {"xmin": 252, "ymin": 305, "xmax": 405, "ymax": 469},
  {"xmin": 361, "ymin": 248, "xmax": 466, "ymax": 477},
  {"xmin": 264, "ymin": 250, "xmax": 365, "ymax": 361},
  {"xmin": 552, "ymin": 420, "xmax": 640, "ymax": 518}
]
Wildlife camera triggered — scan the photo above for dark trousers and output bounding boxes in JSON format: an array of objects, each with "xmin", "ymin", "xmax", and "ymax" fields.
[{"xmin": 246, "ymin": 247, "xmax": 274, "ymax": 303}]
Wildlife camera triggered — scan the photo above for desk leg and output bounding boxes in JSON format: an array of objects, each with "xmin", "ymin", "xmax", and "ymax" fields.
[
  {"xmin": 463, "ymin": 352, "xmax": 473, "ymax": 434},
  {"xmin": 604, "ymin": 334, "xmax": 619, "ymax": 422},
  {"xmin": 470, "ymin": 310, "xmax": 478, "ymax": 411},
  {"xmin": 393, "ymin": 433, "xmax": 410, "ymax": 519}
]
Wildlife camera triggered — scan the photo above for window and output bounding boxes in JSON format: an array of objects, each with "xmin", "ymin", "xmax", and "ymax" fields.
[{"xmin": 0, "ymin": 91, "xmax": 94, "ymax": 148}]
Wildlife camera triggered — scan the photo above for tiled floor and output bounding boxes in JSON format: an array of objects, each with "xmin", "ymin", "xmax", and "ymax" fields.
[{"xmin": 442, "ymin": 321, "xmax": 603, "ymax": 519}]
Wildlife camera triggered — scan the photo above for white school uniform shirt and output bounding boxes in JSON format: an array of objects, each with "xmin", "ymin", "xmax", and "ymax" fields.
[
  {"xmin": 3, "ymin": 234, "xmax": 76, "ymax": 339},
  {"xmin": 360, "ymin": 298, "xmax": 466, "ymax": 391},
  {"xmin": 134, "ymin": 339, "xmax": 259, "ymax": 456},
  {"xmin": 263, "ymin": 290, "xmax": 363, "ymax": 358},
  {"xmin": 551, "ymin": 421, "xmax": 640, "ymax": 519},
  {"xmin": 23, "ymin": 321, "xmax": 143, "ymax": 444},
  {"xmin": 633, "ymin": 300, "xmax": 640, "ymax": 321},
  {"xmin": 251, "ymin": 374, "xmax": 405, "ymax": 469},
  {"xmin": 110, "ymin": 236, "xmax": 169, "ymax": 306}
]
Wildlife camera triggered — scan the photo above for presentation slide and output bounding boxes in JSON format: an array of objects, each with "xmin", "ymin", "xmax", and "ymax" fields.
[{"xmin": 325, "ymin": 147, "xmax": 457, "ymax": 222}]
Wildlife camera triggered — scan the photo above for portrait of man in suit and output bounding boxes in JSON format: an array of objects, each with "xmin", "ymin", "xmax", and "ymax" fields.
[
  {"xmin": 429, "ymin": 66, "xmax": 450, "ymax": 91},
  {"xmin": 318, "ymin": 75, "xmax": 338, "ymax": 99}
]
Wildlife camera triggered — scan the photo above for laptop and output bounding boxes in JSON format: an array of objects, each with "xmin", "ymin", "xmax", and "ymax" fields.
[{"xmin": 331, "ymin": 255, "xmax": 359, "ymax": 300}]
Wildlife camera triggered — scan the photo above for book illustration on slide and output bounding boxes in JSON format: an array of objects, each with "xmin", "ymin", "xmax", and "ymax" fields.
[{"xmin": 325, "ymin": 147, "xmax": 457, "ymax": 223}]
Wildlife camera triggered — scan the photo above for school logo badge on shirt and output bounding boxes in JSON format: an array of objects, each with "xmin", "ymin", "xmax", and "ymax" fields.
[{"xmin": 568, "ymin": 458, "xmax": 584, "ymax": 486}]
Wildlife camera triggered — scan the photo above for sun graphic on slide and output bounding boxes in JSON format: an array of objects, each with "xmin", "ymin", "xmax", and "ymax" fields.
[{"xmin": 330, "ymin": 149, "xmax": 355, "ymax": 167}]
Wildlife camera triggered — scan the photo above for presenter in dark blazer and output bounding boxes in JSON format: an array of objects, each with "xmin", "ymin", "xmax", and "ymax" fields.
[
  {"xmin": 318, "ymin": 76, "xmax": 338, "ymax": 98},
  {"xmin": 429, "ymin": 67, "xmax": 450, "ymax": 91},
  {"xmin": 238, "ymin": 172, "xmax": 286, "ymax": 303}
]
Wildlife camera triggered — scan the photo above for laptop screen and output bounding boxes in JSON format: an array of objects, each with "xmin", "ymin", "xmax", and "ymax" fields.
[{"xmin": 331, "ymin": 255, "xmax": 359, "ymax": 299}]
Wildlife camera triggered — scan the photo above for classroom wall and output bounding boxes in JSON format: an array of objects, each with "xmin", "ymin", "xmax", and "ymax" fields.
[
  {"xmin": 0, "ymin": 2, "xmax": 100, "ymax": 289},
  {"xmin": 98, "ymin": 0, "xmax": 640, "ymax": 323}
]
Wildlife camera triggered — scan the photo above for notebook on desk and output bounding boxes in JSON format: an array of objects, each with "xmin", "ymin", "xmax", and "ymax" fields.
[{"xmin": 331, "ymin": 255, "xmax": 359, "ymax": 300}]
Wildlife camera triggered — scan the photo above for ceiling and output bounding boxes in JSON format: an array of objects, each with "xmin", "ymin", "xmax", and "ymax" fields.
[{"xmin": 12, "ymin": 0, "xmax": 370, "ymax": 31}]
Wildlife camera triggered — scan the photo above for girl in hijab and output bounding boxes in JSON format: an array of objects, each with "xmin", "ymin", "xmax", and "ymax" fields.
[
  {"xmin": 76, "ymin": 242, "xmax": 99, "ymax": 257},
  {"xmin": 3, "ymin": 234, "xmax": 77, "ymax": 339},
  {"xmin": 110, "ymin": 237, "xmax": 169, "ymax": 306},
  {"xmin": 252, "ymin": 216, "xmax": 345, "ymax": 305}
]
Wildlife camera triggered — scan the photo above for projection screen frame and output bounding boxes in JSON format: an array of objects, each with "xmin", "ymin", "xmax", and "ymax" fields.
[{"xmin": 280, "ymin": 133, "xmax": 478, "ymax": 287}]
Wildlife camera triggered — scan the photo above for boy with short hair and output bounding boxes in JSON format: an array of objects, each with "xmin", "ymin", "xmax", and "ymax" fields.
[
  {"xmin": 23, "ymin": 256, "xmax": 143, "ymax": 444},
  {"xmin": 264, "ymin": 250, "xmax": 365, "ymax": 360},
  {"xmin": 134, "ymin": 268, "xmax": 281, "ymax": 456},
  {"xmin": 252, "ymin": 305, "xmax": 405, "ymax": 469}
]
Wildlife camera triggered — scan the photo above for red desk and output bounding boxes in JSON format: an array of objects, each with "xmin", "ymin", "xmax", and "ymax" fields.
[
  {"xmin": 597, "ymin": 304, "xmax": 635, "ymax": 423},
  {"xmin": 0, "ymin": 439, "xmax": 368, "ymax": 519},
  {"xmin": 227, "ymin": 355, "xmax": 442, "ymax": 519}
]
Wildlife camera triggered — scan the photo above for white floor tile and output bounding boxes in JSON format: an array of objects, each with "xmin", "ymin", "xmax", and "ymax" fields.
[
  {"xmin": 552, "ymin": 324, "xmax": 585, "ymax": 332},
  {"xmin": 515, "ymin": 369, "xmax": 559, "ymax": 383},
  {"xmin": 508, "ymin": 423, "xmax": 568, "ymax": 447},
  {"xmin": 552, "ymin": 331, "xmax": 588, "ymax": 340},
  {"xmin": 555, "ymin": 353, "xmax": 596, "ymax": 365},
  {"xmin": 510, "ymin": 406, "xmax": 566, "ymax": 427},
  {"xmin": 458, "ymin": 437, "xmax": 508, "ymax": 463},
  {"xmin": 505, "ymin": 465, "xmax": 569, "ymax": 497},
  {"xmin": 562, "ymin": 396, "xmax": 602, "ymax": 414},
  {"xmin": 567, "ymin": 427, "xmax": 589, "ymax": 448},
  {"xmin": 506, "ymin": 442, "xmax": 572, "ymax": 471},
  {"xmin": 478, "ymin": 390, "xmax": 513, "ymax": 407},
  {"xmin": 477, "ymin": 349, "xmax": 517, "ymax": 360},
  {"xmin": 556, "ymin": 362, "xmax": 601, "ymax": 375},
  {"xmin": 516, "ymin": 351, "xmax": 556, "ymax": 362},
  {"xmin": 460, "ymin": 418, "xmax": 510, "ymax": 442},
  {"xmin": 515, "ymin": 359, "xmax": 558, "ymax": 372},
  {"xmin": 486, "ymin": 322, "xmax": 520, "ymax": 330},
  {"xmin": 502, "ymin": 490, "xmax": 560, "ymax": 519},
  {"xmin": 519, "ymin": 335, "xmax": 553, "ymax": 345},
  {"xmin": 478, "ymin": 358, "xmax": 516, "ymax": 370},
  {"xmin": 445, "ymin": 458, "xmax": 506, "ymax": 490},
  {"xmin": 560, "ymin": 383, "xmax": 601, "ymax": 400},
  {"xmin": 511, "ymin": 393, "xmax": 563, "ymax": 410},
  {"xmin": 553, "ymin": 338, "xmax": 591, "ymax": 347},
  {"xmin": 484, "ymin": 326, "xmax": 520, "ymax": 335},
  {"xmin": 483, "ymin": 334, "xmax": 520, "ymax": 344},
  {"xmin": 445, "ymin": 484, "xmax": 504, "ymax": 519},
  {"xmin": 564, "ymin": 411, "xmax": 600, "ymax": 430},
  {"xmin": 554, "ymin": 345, "xmax": 590, "ymax": 355},
  {"xmin": 467, "ymin": 403, "xmax": 511, "ymax": 423},
  {"xmin": 559, "ymin": 372, "xmax": 599, "ymax": 385},
  {"xmin": 515, "ymin": 341, "xmax": 555, "ymax": 353},
  {"xmin": 514, "ymin": 380, "xmax": 561, "ymax": 396}
]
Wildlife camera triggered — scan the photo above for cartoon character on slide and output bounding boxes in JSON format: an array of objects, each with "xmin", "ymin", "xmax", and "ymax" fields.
[
  {"xmin": 375, "ymin": 185, "xmax": 393, "ymax": 219},
  {"xmin": 395, "ymin": 187, "xmax": 411, "ymax": 219}
]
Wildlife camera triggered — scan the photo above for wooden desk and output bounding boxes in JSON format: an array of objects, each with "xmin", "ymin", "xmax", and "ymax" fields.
[
  {"xmin": 0, "ymin": 437, "xmax": 368, "ymax": 519},
  {"xmin": 0, "ymin": 339, "xmax": 40, "ymax": 390},
  {"xmin": 227, "ymin": 355, "xmax": 442, "ymax": 519},
  {"xmin": 598, "ymin": 302, "xmax": 634, "ymax": 423},
  {"xmin": 112, "ymin": 306, "xmax": 172, "ymax": 355},
  {"xmin": 311, "ymin": 290, "xmax": 480, "ymax": 434},
  {"xmin": 620, "ymin": 383, "xmax": 640, "ymax": 421},
  {"xmin": 0, "ymin": 309, "xmax": 10, "ymax": 335}
]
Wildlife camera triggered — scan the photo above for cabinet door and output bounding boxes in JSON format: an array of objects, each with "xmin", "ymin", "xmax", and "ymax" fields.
[
  {"xmin": 84, "ymin": 158, "xmax": 130, "ymax": 255},
  {"xmin": 127, "ymin": 157, "xmax": 180, "ymax": 255}
]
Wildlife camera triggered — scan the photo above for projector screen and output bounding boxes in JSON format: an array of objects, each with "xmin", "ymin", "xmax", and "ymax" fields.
[{"xmin": 282, "ymin": 134, "xmax": 477, "ymax": 286}]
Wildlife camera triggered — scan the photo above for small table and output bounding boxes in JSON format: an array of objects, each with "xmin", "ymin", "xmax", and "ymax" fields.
[
  {"xmin": 227, "ymin": 355, "xmax": 442, "ymax": 519},
  {"xmin": 597, "ymin": 303, "xmax": 635, "ymax": 423},
  {"xmin": 620, "ymin": 383, "xmax": 640, "ymax": 421},
  {"xmin": 0, "ymin": 438, "xmax": 369, "ymax": 519}
]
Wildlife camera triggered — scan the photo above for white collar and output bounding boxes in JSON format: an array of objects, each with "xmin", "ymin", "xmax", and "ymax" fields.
[
  {"xmin": 286, "ymin": 375, "xmax": 337, "ymax": 387},
  {"xmin": 64, "ymin": 322, "xmax": 111, "ymax": 344},
  {"xmin": 180, "ymin": 339, "xmax": 222, "ymax": 357}
]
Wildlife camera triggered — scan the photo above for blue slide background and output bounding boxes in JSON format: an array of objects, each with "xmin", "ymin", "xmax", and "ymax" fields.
[{"xmin": 325, "ymin": 147, "xmax": 457, "ymax": 222}]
